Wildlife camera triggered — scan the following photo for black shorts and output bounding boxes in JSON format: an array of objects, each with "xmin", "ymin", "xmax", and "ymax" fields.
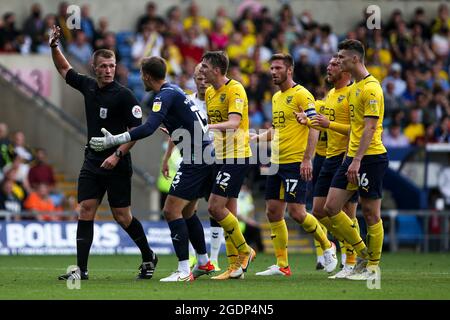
[
  {"xmin": 314, "ymin": 153, "xmax": 358, "ymax": 203},
  {"xmin": 311, "ymin": 153, "xmax": 326, "ymax": 189},
  {"xmin": 169, "ymin": 162, "xmax": 215, "ymax": 201},
  {"xmin": 211, "ymin": 159, "xmax": 251, "ymax": 198},
  {"xmin": 77, "ymin": 157, "xmax": 132, "ymax": 207},
  {"xmin": 265, "ymin": 162, "xmax": 307, "ymax": 203},
  {"xmin": 330, "ymin": 153, "xmax": 389, "ymax": 199}
]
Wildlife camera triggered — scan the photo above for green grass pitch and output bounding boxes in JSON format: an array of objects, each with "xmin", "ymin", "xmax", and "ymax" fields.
[{"xmin": 0, "ymin": 253, "xmax": 449, "ymax": 300}]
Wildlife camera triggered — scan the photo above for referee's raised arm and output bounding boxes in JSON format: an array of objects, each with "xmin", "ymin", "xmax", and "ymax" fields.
[{"xmin": 49, "ymin": 25, "xmax": 72, "ymax": 79}]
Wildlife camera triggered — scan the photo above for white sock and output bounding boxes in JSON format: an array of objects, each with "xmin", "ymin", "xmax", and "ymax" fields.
[
  {"xmin": 188, "ymin": 242, "xmax": 196, "ymax": 257},
  {"xmin": 341, "ymin": 253, "xmax": 347, "ymax": 265},
  {"xmin": 318, "ymin": 255, "xmax": 324, "ymax": 265},
  {"xmin": 197, "ymin": 253, "xmax": 208, "ymax": 266},
  {"xmin": 210, "ymin": 226, "xmax": 223, "ymax": 262},
  {"xmin": 178, "ymin": 260, "xmax": 190, "ymax": 274}
]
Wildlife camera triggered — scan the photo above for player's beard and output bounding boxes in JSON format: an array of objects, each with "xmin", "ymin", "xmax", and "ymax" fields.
[{"xmin": 273, "ymin": 73, "xmax": 287, "ymax": 86}]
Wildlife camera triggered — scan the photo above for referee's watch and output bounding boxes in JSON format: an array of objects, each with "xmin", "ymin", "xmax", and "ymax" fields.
[{"xmin": 114, "ymin": 149, "xmax": 123, "ymax": 159}]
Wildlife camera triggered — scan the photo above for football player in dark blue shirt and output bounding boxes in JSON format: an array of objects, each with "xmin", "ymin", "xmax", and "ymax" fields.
[{"xmin": 90, "ymin": 56, "xmax": 216, "ymax": 282}]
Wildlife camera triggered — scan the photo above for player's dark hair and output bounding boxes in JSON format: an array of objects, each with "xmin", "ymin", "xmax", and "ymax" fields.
[
  {"xmin": 141, "ymin": 56, "xmax": 167, "ymax": 80},
  {"xmin": 269, "ymin": 53, "xmax": 294, "ymax": 68},
  {"xmin": 202, "ymin": 51, "xmax": 229, "ymax": 75},
  {"xmin": 92, "ymin": 49, "xmax": 115, "ymax": 66},
  {"xmin": 338, "ymin": 39, "xmax": 365, "ymax": 61}
]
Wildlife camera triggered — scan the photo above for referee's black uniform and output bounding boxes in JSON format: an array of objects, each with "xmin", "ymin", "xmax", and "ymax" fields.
[
  {"xmin": 58, "ymin": 68, "xmax": 157, "ymax": 280},
  {"xmin": 66, "ymin": 68, "xmax": 141, "ymax": 207}
]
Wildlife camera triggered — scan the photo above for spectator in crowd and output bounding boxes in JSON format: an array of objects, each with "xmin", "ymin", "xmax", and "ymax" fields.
[
  {"xmin": 67, "ymin": 30, "xmax": 93, "ymax": 64},
  {"xmin": 0, "ymin": 123, "xmax": 13, "ymax": 176},
  {"xmin": 80, "ymin": 5, "xmax": 96, "ymax": 45},
  {"xmin": 425, "ymin": 87, "xmax": 450, "ymax": 126},
  {"xmin": 431, "ymin": 26, "xmax": 450, "ymax": 59},
  {"xmin": 434, "ymin": 115, "xmax": 450, "ymax": 142},
  {"xmin": 136, "ymin": 1, "xmax": 164, "ymax": 34},
  {"xmin": 131, "ymin": 20, "xmax": 163, "ymax": 68},
  {"xmin": 3, "ymin": 154, "xmax": 31, "ymax": 194},
  {"xmin": 0, "ymin": 178, "xmax": 22, "ymax": 220},
  {"xmin": 23, "ymin": 182, "xmax": 62, "ymax": 221},
  {"xmin": 426, "ymin": 61, "xmax": 450, "ymax": 91},
  {"xmin": 401, "ymin": 74, "xmax": 422, "ymax": 108},
  {"xmin": 382, "ymin": 62, "xmax": 407, "ymax": 97},
  {"xmin": 209, "ymin": 17, "xmax": 229, "ymax": 51},
  {"xmin": 183, "ymin": 1, "xmax": 212, "ymax": 33},
  {"xmin": 165, "ymin": 5, "xmax": 183, "ymax": 36},
  {"xmin": 22, "ymin": 3, "xmax": 44, "ymax": 53},
  {"xmin": 383, "ymin": 124, "xmax": 410, "ymax": 148},
  {"xmin": 12, "ymin": 131, "xmax": 33, "ymax": 162},
  {"xmin": 28, "ymin": 148, "xmax": 55, "ymax": 190},
  {"xmin": 2, "ymin": 168, "xmax": 27, "ymax": 204},
  {"xmin": 384, "ymin": 81, "xmax": 405, "ymax": 118},
  {"xmin": 404, "ymin": 108, "xmax": 426, "ymax": 145},
  {"xmin": 431, "ymin": 3, "xmax": 450, "ymax": 35},
  {"xmin": 93, "ymin": 17, "xmax": 110, "ymax": 50},
  {"xmin": 0, "ymin": 12, "xmax": 20, "ymax": 53}
]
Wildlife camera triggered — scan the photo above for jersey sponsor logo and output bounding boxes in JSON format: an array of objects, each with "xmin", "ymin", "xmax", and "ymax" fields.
[
  {"xmin": 152, "ymin": 101, "xmax": 162, "ymax": 112},
  {"xmin": 220, "ymin": 93, "xmax": 226, "ymax": 103},
  {"xmin": 132, "ymin": 105, "xmax": 142, "ymax": 118},
  {"xmin": 99, "ymin": 107, "xmax": 108, "ymax": 119}
]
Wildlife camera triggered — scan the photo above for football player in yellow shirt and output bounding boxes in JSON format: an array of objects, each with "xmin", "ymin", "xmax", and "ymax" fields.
[
  {"xmin": 252, "ymin": 53, "xmax": 338, "ymax": 276},
  {"xmin": 324, "ymin": 40, "xmax": 388, "ymax": 280},
  {"xmin": 200, "ymin": 51, "xmax": 255, "ymax": 280},
  {"xmin": 300, "ymin": 55, "xmax": 360, "ymax": 278}
]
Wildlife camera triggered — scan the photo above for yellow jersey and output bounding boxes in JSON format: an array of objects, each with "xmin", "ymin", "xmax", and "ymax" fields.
[
  {"xmin": 271, "ymin": 84, "xmax": 315, "ymax": 164},
  {"xmin": 206, "ymin": 79, "xmax": 252, "ymax": 159},
  {"xmin": 315, "ymin": 100, "xmax": 327, "ymax": 157},
  {"xmin": 347, "ymin": 75, "xmax": 387, "ymax": 157},
  {"xmin": 323, "ymin": 86, "xmax": 351, "ymax": 158}
]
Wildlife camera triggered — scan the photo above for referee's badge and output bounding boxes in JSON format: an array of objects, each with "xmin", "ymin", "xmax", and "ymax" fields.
[
  {"xmin": 99, "ymin": 107, "xmax": 108, "ymax": 119},
  {"xmin": 152, "ymin": 101, "xmax": 162, "ymax": 112}
]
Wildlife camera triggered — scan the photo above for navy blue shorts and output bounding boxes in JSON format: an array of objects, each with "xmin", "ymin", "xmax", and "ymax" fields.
[
  {"xmin": 314, "ymin": 153, "xmax": 358, "ymax": 203},
  {"xmin": 311, "ymin": 153, "xmax": 326, "ymax": 191},
  {"xmin": 330, "ymin": 153, "xmax": 389, "ymax": 199},
  {"xmin": 265, "ymin": 162, "xmax": 307, "ymax": 203},
  {"xmin": 169, "ymin": 162, "xmax": 215, "ymax": 201},
  {"xmin": 211, "ymin": 159, "xmax": 251, "ymax": 198}
]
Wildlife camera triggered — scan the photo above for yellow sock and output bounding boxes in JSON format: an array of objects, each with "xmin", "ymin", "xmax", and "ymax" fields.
[
  {"xmin": 330, "ymin": 211, "xmax": 369, "ymax": 259},
  {"xmin": 319, "ymin": 216, "xmax": 344, "ymax": 242},
  {"xmin": 270, "ymin": 220, "xmax": 288, "ymax": 268},
  {"xmin": 343, "ymin": 218, "xmax": 359, "ymax": 265},
  {"xmin": 301, "ymin": 213, "xmax": 331, "ymax": 250},
  {"xmin": 367, "ymin": 219, "xmax": 384, "ymax": 267},
  {"xmin": 218, "ymin": 212, "xmax": 249, "ymax": 254},
  {"xmin": 352, "ymin": 217, "xmax": 360, "ymax": 236},
  {"xmin": 224, "ymin": 233, "xmax": 238, "ymax": 266},
  {"xmin": 315, "ymin": 222, "xmax": 327, "ymax": 256},
  {"xmin": 314, "ymin": 239, "xmax": 323, "ymax": 256}
]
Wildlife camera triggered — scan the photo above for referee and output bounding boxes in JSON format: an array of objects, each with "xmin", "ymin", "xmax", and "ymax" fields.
[{"xmin": 49, "ymin": 25, "xmax": 157, "ymax": 280}]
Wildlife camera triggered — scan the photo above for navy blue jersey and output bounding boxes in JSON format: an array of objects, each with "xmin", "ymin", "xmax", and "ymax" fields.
[{"xmin": 129, "ymin": 82, "xmax": 211, "ymax": 153}]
